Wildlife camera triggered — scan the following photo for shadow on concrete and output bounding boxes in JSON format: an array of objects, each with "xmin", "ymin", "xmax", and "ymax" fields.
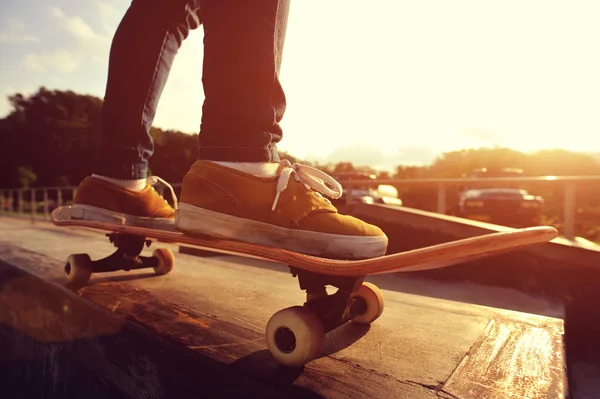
[
  {"xmin": 0, "ymin": 261, "xmax": 324, "ymax": 399},
  {"xmin": 365, "ymin": 272, "xmax": 565, "ymax": 319},
  {"xmin": 95, "ymin": 271, "xmax": 163, "ymax": 284},
  {"xmin": 191, "ymin": 251, "xmax": 564, "ymax": 318},
  {"xmin": 192, "ymin": 253, "xmax": 289, "ymax": 274},
  {"xmin": 230, "ymin": 350, "xmax": 308, "ymax": 388},
  {"xmin": 321, "ymin": 323, "xmax": 371, "ymax": 357}
]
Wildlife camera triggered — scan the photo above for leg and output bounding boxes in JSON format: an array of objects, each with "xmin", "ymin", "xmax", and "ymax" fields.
[
  {"xmin": 95, "ymin": 0, "xmax": 202, "ymax": 179},
  {"xmin": 71, "ymin": 0, "xmax": 202, "ymax": 227},
  {"xmin": 176, "ymin": 0, "xmax": 388, "ymax": 259},
  {"xmin": 198, "ymin": 0, "xmax": 290, "ymax": 162}
]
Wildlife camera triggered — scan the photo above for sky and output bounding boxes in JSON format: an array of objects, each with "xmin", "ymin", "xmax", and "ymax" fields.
[{"xmin": 1, "ymin": 0, "xmax": 600, "ymax": 171}]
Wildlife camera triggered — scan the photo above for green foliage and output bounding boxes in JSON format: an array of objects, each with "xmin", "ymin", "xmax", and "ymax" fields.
[
  {"xmin": 5, "ymin": 87, "xmax": 600, "ymax": 188},
  {"xmin": 17, "ymin": 166, "xmax": 37, "ymax": 188},
  {"xmin": 427, "ymin": 147, "xmax": 600, "ymax": 177},
  {"xmin": 1, "ymin": 87, "xmax": 102, "ymax": 188},
  {"xmin": 0, "ymin": 87, "xmax": 199, "ymax": 188},
  {"xmin": 148, "ymin": 127, "xmax": 197, "ymax": 183}
]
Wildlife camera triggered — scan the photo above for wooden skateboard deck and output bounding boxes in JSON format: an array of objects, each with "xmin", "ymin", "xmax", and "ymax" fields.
[
  {"xmin": 51, "ymin": 206, "xmax": 557, "ymax": 276},
  {"xmin": 50, "ymin": 205, "xmax": 558, "ymax": 368}
]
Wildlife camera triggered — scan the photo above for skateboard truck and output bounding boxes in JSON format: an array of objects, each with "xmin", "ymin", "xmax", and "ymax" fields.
[
  {"xmin": 292, "ymin": 267, "xmax": 367, "ymax": 332},
  {"xmin": 265, "ymin": 267, "xmax": 384, "ymax": 368},
  {"xmin": 63, "ymin": 232, "xmax": 174, "ymax": 287}
]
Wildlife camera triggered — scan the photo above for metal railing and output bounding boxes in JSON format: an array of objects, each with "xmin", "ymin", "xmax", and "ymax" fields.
[
  {"xmin": 339, "ymin": 175, "xmax": 600, "ymax": 241},
  {"xmin": 0, "ymin": 186, "xmax": 78, "ymax": 222},
  {"xmin": 1, "ymin": 175, "xmax": 599, "ymax": 240}
]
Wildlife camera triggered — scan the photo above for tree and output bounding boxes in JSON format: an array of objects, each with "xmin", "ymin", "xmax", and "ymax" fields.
[
  {"xmin": 0, "ymin": 87, "xmax": 102, "ymax": 188},
  {"xmin": 427, "ymin": 147, "xmax": 527, "ymax": 178},
  {"xmin": 332, "ymin": 162, "xmax": 356, "ymax": 174},
  {"xmin": 377, "ymin": 171, "xmax": 391, "ymax": 180},
  {"xmin": 394, "ymin": 165, "xmax": 427, "ymax": 179},
  {"xmin": 17, "ymin": 166, "xmax": 37, "ymax": 188}
]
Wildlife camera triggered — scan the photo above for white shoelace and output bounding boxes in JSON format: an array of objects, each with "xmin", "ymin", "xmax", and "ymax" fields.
[
  {"xmin": 147, "ymin": 175, "xmax": 178, "ymax": 209},
  {"xmin": 271, "ymin": 160, "xmax": 343, "ymax": 211}
]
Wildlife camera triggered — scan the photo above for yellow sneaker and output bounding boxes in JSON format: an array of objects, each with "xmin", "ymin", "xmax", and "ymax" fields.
[
  {"xmin": 70, "ymin": 175, "xmax": 176, "ymax": 228},
  {"xmin": 175, "ymin": 160, "xmax": 388, "ymax": 259}
]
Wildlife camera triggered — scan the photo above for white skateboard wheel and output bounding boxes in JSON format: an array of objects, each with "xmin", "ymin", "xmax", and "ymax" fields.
[
  {"xmin": 65, "ymin": 254, "xmax": 92, "ymax": 286},
  {"xmin": 152, "ymin": 248, "xmax": 174, "ymax": 275},
  {"xmin": 265, "ymin": 306, "xmax": 325, "ymax": 367},
  {"xmin": 351, "ymin": 282, "xmax": 385, "ymax": 325}
]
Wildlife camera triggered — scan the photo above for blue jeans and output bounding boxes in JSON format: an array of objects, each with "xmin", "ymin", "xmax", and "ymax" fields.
[{"xmin": 95, "ymin": 0, "xmax": 290, "ymax": 179}]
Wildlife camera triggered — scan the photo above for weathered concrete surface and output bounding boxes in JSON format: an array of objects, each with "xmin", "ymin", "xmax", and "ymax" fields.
[
  {"xmin": 0, "ymin": 261, "xmax": 292, "ymax": 399},
  {"xmin": 0, "ymin": 217, "xmax": 567, "ymax": 398}
]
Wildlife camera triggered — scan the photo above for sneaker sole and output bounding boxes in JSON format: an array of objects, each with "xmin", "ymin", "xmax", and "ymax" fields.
[
  {"xmin": 175, "ymin": 203, "xmax": 388, "ymax": 259},
  {"xmin": 65, "ymin": 204, "xmax": 176, "ymax": 230}
]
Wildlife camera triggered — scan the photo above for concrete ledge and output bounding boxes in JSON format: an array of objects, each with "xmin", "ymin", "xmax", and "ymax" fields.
[
  {"xmin": 0, "ymin": 248, "xmax": 302, "ymax": 399},
  {"xmin": 0, "ymin": 236, "xmax": 569, "ymax": 399},
  {"xmin": 346, "ymin": 204, "xmax": 600, "ymax": 298},
  {"xmin": 347, "ymin": 203, "xmax": 600, "ymax": 399},
  {"xmin": 348, "ymin": 204, "xmax": 600, "ymax": 266},
  {"xmin": 0, "ymin": 244, "xmax": 443, "ymax": 398}
]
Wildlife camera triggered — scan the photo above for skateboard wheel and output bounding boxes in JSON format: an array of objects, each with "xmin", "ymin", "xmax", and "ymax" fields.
[
  {"xmin": 265, "ymin": 306, "xmax": 325, "ymax": 367},
  {"xmin": 65, "ymin": 254, "xmax": 92, "ymax": 286},
  {"xmin": 351, "ymin": 282, "xmax": 385, "ymax": 325},
  {"xmin": 152, "ymin": 248, "xmax": 174, "ymax": 275}
]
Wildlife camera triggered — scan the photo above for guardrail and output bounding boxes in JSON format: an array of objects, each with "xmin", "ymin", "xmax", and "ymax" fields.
[
  {"xmin": 1, "ymin": 175, "xmax": 599, "ymax": 240},
  {"xmin": 0, "ymin": 186, "xmax": 77, "ymax": 222},
  {"xmin": 336, "ymin": 175, "xmax": 600, "ymax": 241}
]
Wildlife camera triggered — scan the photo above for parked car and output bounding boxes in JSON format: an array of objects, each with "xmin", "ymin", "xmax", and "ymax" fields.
[
  {"xmin": 458, "ymin": 168, "xmax": 544, "ymax": 227},
  {"xmin": 330, "ymin": 172, "xmax": 402, "ymax": 207}
]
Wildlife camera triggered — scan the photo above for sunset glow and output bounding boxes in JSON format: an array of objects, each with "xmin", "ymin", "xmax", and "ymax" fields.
[{"xmin": 1, "ymin": 0, "xmax": 599, "ymax": 170}]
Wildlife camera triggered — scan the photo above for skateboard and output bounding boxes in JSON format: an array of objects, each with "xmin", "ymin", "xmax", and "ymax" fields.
[{"xmin": 51, "ymin": 205, "xmax": 557, "ymax": 367}]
